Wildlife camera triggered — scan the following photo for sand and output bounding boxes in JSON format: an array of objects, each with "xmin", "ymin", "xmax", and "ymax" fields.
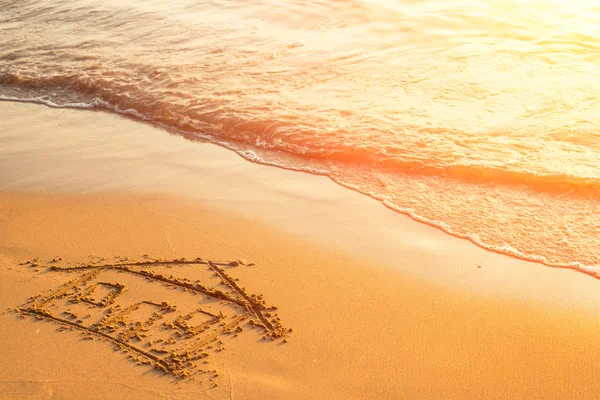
[{"xmin": 2, "ymin": 101, "xmax": 600, "ymax": 399}]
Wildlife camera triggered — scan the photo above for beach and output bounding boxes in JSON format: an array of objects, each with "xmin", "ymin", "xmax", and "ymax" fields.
[{"xmin": 2, "ymin": 101, "xmax": 600, "ymax": 398}]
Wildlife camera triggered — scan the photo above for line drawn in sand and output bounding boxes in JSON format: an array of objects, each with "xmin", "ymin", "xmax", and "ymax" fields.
[{"xmin": 15, "ymin": 257, "xmax": 289, "ymax": 382}]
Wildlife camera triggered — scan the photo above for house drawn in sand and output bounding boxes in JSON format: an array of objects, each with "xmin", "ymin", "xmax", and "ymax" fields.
[{"xmin": 17, "ymin": 258, "xmax": 288, "ymax": 379}]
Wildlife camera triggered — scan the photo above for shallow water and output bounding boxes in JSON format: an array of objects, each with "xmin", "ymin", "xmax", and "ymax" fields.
[{"xmin": 1, "ymin": 0, "xmax": 599, "ymax": 272}]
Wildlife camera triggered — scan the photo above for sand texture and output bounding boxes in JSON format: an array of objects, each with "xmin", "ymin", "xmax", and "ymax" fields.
[{"xmin": 2, "ymin": 102, "xmax": 600, "ymax": 399}]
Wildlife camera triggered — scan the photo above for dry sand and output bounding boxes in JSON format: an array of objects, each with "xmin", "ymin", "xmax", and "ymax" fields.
[{"xmin": 2, "ymin": 101, "xmax": 600, "ymax": 399}]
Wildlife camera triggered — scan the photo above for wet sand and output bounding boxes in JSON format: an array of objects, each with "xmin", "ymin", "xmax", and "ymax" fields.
[{"xmin": 2, "ymin": 101, "xmax": 600, "ymax": 399}]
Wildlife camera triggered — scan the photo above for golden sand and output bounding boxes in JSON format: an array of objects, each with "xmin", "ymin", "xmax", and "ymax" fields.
[{"xmin": 2, "ymin": 102, "xmax": 600, "ymax": 399}]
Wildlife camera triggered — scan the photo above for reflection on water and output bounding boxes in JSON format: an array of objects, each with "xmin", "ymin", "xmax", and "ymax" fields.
[{"xmin": 1, "ymin": 0, "xmax": 599, "ymax": 271}]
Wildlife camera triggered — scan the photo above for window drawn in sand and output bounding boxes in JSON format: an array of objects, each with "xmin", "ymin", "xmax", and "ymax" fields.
[{"xmin": 16, "ymin": 257, "xmax": 289, "ymax": 380}]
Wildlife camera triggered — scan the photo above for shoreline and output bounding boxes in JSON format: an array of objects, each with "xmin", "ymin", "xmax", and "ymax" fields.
[
  {"xmin": 2, "ymin": 100, "xmax": 599, "ymax": 303},
  {"xmin": 3, "ymin": 101, "xmax": 600, "ymax": 398},
  {"xmin": 2, "ymin": 97, "xmax": 591, "ymax": 275}
]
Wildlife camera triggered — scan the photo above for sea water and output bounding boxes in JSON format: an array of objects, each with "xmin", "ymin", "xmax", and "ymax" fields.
[{"xmin": 1, "ymin": 0, "xmax": 599, "ymax": 272}]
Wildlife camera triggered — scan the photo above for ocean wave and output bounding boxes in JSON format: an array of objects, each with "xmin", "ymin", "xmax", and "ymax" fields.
[
  {"xmin": 2, "ymin": 75, "xmax": 598, "ymax": 201},
  {"xmin": 2, "ymin": 88, "xmax": 600, "ymax": 273},
  {"xmin": 2, "ymin": 0, "xmax": 600, "ymax": 272}
]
